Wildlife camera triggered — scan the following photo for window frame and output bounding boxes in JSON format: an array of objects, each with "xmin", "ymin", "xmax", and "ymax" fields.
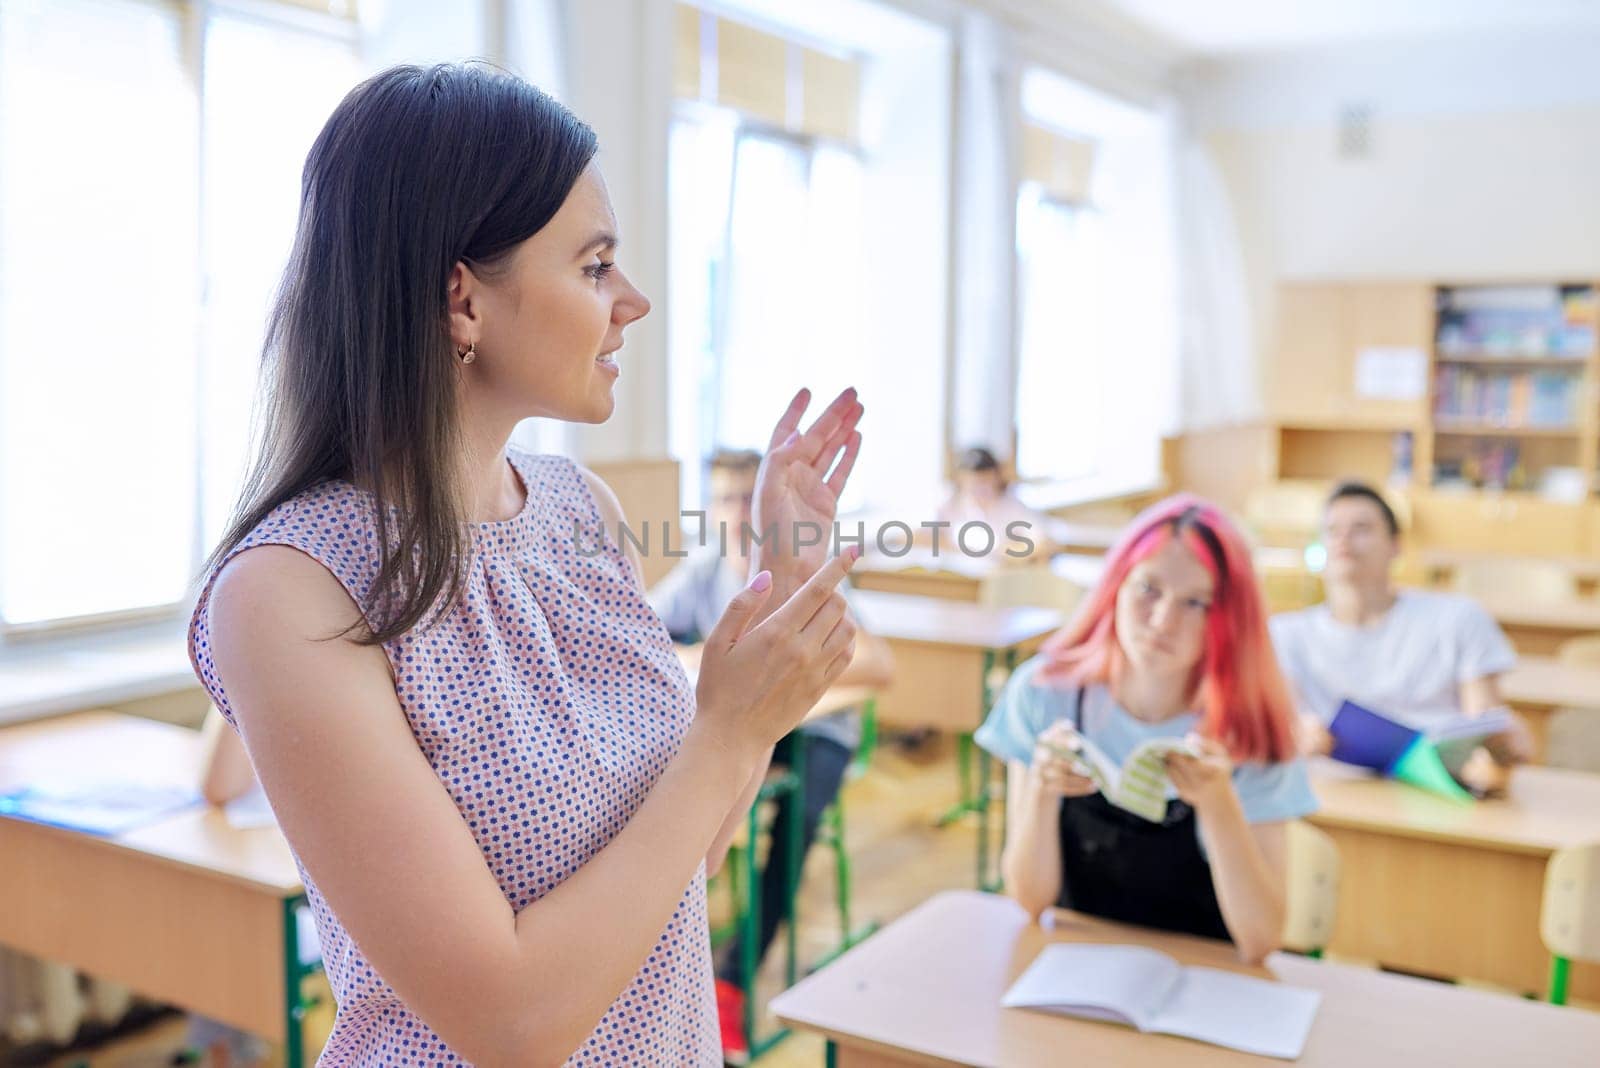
[{"xmin": 0, "ymin": 0, "xmax": 358, "ymax": 640}]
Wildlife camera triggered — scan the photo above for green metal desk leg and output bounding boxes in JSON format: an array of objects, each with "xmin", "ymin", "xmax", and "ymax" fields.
[
  {"xmin": 980, "ymin": 648, "xmax": 1018, "ymax": 892},
  {"xmin": 282, "ymin": 895, "xmax": 312, "ymax": 1068},
  {"xmin": 1551, "ymin": 955, "xmax": 1571, "ymax": 1005},
  {"xmin": 739, "ymin": 800, "xmax": 762, "ymax": 1054},
  {"xmin": 936, "ymin": 651, "xmax": 997, "ymax": 831}
]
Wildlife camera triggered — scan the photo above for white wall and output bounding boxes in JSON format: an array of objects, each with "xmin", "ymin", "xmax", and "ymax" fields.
[{"xmin": 1180, "ymin": 26, "xmax": 1600, "ymax": 427}]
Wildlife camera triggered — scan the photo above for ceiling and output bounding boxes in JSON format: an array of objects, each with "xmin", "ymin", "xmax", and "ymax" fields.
[{"xmin": 1085, "ymin": 0, "xmax": 1600, "ymax": 55}]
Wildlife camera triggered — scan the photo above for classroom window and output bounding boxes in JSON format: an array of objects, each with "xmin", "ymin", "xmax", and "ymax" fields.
[
  {"xmin": 1012, "ymin": 72, "xmax": 1177, "ymax": 498},
  {"xmin": 1014, "ymin": 187, "xmax": 1104, "ymax": 484},
  {"xmin": 668, "ymin": 5, "xmax": 873, "ymax": 513},
  {"xmin": 0, "ymin": 0, "xmax": 359, "ymax": 629}
]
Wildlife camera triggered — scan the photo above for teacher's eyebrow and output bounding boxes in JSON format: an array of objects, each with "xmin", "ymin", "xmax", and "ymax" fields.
[{"xmin": 578, "ymin": 231, "xmax": 618, "ymax": 257}]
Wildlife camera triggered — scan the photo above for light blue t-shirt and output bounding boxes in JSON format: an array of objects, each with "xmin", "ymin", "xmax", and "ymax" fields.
[{"xmin": 975, "ymin": 655, "xmax": 1318, "ymax": 829}]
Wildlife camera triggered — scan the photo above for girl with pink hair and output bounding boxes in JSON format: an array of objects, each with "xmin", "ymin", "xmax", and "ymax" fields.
[{"xmin": 975, "ymin": 495, "xmax": 1313, "ymax": 963}]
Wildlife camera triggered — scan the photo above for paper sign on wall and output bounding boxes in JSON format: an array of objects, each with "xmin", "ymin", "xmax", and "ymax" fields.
[{"xmin": 1355, "ymin": 346, "xmax": 1427, "ymax": 400}]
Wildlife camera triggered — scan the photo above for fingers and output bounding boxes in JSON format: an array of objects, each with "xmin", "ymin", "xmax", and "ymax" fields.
[
  {"xmin": 767, "ymin": 388, "xmax": 812, "ymax": 451},
  {"xmin": 765, "ymin": 548, "xmax": 860, "ymax": 632},
  {"xmin": 824, "ymin": 430, "xmax": 862, "ymax": 498},
  {"xmin": 794, "ymin": 388, "xmax": 860, "ymax": 466},
  {"xmin": 703, "ymin": 570, "xmax": 774, "ymax": 650},
  {"xmin": 802, "ymin": 591, "xmax": 849, "ymax": 640},
  {"xmin": 817, "ymin": 610, "xmax": 857, "ymax": 661}
]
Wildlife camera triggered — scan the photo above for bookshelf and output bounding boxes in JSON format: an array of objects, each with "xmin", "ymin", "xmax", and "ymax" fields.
[{"xmin": 1170, "ymin": 280, "xmax": 1600, "ymax": 556}]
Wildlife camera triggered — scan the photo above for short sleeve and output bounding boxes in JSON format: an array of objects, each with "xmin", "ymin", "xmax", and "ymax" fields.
[
  {"xmin": 1230, "ymin": 757, "xmax": 1319, "ymax": 824},
  {"xmin": 1453, "ymin": 599, "xmax": 1517, "ymax": 684},
  {"xmin": 974, "ymin": 656, "xmax": 1068, "ymax": 766}
]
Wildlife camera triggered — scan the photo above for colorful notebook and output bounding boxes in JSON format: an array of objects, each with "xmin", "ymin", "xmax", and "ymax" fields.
[
  {"xmin": 1040, "ymin": 734, "xmax": 1199, "ymax": 822},
  {"xmin": 1327, "ymin": 701, "xmax": 1514, "ymax": 801},
  {"xmin": 1002, "ymin": 943, "xmax": 1321, "ymax": 1060}
]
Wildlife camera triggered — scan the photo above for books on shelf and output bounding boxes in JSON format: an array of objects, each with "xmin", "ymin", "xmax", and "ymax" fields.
[
  {"xmin": 1002, "ymin": 943, "xmax": 1321, "ymax": 1060},
  {"xmin": 1436, "ymin": 283, "xmax": 1596, "ymax": 359},
  {"xmin": 1433, "ymin": 365, "xmax": 1578, "ymax": 429}
]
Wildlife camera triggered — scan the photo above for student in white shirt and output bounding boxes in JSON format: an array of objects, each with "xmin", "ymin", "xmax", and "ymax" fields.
[{"xmin": 1269, "ymin": 481, "xmax": 1529, "ymax": 791}]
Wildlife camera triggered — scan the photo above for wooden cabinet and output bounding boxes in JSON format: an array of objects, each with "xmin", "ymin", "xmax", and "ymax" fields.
[
  {"xmin": 1412, "ymin": 491, "xmax": 1585, "ymax": 556},
  {"xmin": 1270, "ymin": 282, "xmax": 1432, "ymax": 428}
]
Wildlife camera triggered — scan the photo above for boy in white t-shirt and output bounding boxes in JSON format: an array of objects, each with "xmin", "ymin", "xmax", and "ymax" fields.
[{"xmin": 1269, "ymin": 482, "xmax": 1530, "ymax": 792}]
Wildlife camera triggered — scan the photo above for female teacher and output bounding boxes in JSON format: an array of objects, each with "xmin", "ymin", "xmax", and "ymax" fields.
[{"xmin": 190, "ymin": 62, "xmax": 863, "ymax": 1066}]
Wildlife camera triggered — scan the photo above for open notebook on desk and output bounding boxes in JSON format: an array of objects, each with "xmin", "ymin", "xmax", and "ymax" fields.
[
  {"xmin": 1003, "ymin": 943, "xmax": 1320, "ymax": 1060},
  {"xmin": 0, "ymin": 779, "xmax": 201, "ymax": 836}
]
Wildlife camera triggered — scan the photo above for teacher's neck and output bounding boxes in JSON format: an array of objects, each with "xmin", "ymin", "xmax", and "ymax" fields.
[{"xmin": 458, "ymin": 404, "xmax": 525, "ymax": 524}]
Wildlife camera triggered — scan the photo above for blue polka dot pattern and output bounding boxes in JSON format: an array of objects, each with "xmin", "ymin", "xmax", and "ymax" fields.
[{"xmin": 188, "ymin": 451, "xmax": 719, "ymax": 1066}]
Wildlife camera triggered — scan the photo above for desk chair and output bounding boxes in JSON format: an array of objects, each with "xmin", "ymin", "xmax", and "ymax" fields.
[
  {"xmin": 1546, "ymin": 637, "xmax": 1600, "ymax": 773},
  {"xmin": 1541, "ymin": 842, "xmax": 1600, "ymax": 1005},
  {"xmin": 1243, "ymin": 481, "xmax": 1329, "ymax": 549},
  {"xmin": 979, "ymin": 561, "xmax": 1087, "ymax": 617},
  {"xmin": 1283, "ymin": 822, "xmax": 1341, "ymax": 958},
  {"xmin": 711, "ymin": 700, "xmax": 878, "ymax": 1060},
  {"xmin": 1455, "ymin": 559, "xmax": 1576, "ymax": 603},
  {"xmin": 814, "ymin": 699, "xmax": 880, "ymax": 966}
]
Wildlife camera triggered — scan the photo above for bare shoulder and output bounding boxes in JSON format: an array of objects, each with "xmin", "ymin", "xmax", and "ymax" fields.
[
  {"xmin": 572, "ymin": 463, "xmax": 644, "ymax": 584},
  {"xmin": 207, "ymin": 545, "xmax": 389, "ymax": 711},
  {"xmin": 209, "ymin": 544, "xmax": 367, "ymax": 641},
  {"xmin": 573, "ymin": 463, "xmax": 627, "ymax": 528}
]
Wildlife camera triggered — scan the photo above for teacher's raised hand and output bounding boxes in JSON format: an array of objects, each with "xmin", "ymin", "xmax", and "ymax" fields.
[{"xmin": 749, "ymin": 387, "xmax": 864, "ymax": 599}]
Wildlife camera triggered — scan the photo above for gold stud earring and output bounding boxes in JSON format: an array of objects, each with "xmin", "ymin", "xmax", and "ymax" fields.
[{"xmin": 459, "ymin": 341, "xmax": 477, "ymax": 365}]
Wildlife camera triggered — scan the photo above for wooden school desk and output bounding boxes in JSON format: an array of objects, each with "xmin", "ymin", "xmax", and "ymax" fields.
[
  {"xmin": 0, "ymin": 712, "xmax": 318, "ymax": 1067},
  {"xmin": 849, "ymin": 590, "xmax": 1062, "ymax": 889},
  {"xmin": 1501, "ymin": 654, "xmax": 1600, "ymax": 762},
  {"xmin": 1309, "ymin": 759, "xmax": 1600, "ymax": 1001},
  {"xmin": 1473, "ymin": 592, "xmax": 1600, "ymax": 655},
  {"xmin": 771, "ymin": 889, "xmax": 1600, "ymax": 1067}
]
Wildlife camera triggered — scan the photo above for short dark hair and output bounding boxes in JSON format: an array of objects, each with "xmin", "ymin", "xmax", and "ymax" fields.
[
  {"xmin": 708, "ymin": 448, "xmax": 762, "ymax": 476},
  {"xmin": 955, "ymin": 446, "xmax": 1002, "ymax": 474},
  {"xmin": 1326, "ymin": 481, "xmax": 1400, "ymax": 537}
]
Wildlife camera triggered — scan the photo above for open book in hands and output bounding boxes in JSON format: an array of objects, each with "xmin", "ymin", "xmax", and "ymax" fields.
[
  {"xmin": 1039, "ymin": 731, "xmax": 1200, "ymax": 822},
  {"xmin": 1002, "ymin": 943, "xmax": 1321, "ymax": 1060}
]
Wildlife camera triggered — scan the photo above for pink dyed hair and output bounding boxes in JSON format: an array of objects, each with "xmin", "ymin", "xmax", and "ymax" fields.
[{"xmin": 1036, "ymin": 494, "xmax": 1297, "ymax": 764}]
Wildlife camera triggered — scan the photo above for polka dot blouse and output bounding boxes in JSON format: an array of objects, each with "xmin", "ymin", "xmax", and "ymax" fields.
[{"xmin": 188, "ymin": 451, "xmax": 719, "ymax": 1066}]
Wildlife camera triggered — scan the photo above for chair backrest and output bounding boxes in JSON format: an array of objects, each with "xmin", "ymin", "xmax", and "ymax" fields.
[
  {"xmin": 1545, "ymin": 710, "xmax": 1600, "ymax": 775},
  {"xmin": 979, "ymin": 561, "xmax": 1087, "ymax": 618},
  {"xmin": 1243, "ymin": 482, "xmax": 1329, "ymax": 548},
  {"xmin": 1542, "ymin": 842, "xmax": 1600, "ymax": 964},
  {"xmin": 1282, "ymin": 821, "xmax": 1341, "ymax": 954},
  {"xmin": 1558, "ymin": 635, "xmax": 1600, "ymax": 667},
  {"xmin": 1455, "ymin": 558, "xmax": 1577, "ymax": 603}
]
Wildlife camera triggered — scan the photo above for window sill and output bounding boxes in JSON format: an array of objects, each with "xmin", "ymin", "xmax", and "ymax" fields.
[
  {"xmin": 1015, "ymin": 471, "xmax": 1168, "ymax": 513},
  {"xmin": 0, "ymin": 621, "xmax": 196, "ymax": 726}
]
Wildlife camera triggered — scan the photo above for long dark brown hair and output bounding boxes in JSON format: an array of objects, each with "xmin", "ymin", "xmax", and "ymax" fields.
[{"xmin": 204, "ymin": 63, "xmax": 597, "ymax": 643}]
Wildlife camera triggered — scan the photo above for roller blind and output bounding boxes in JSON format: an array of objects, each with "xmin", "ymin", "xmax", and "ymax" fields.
[{"xmin": 673, "ymin": 3, "xmax": 860, "ymax": 143}]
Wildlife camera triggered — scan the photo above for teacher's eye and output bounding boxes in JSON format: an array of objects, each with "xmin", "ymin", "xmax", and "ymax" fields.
[{"xmin": 585, "ymin": 260, "xmax": 616, "ymax": 282}]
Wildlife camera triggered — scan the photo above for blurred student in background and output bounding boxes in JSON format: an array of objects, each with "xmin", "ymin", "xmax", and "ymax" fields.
[
  {"xmin": 649, "ymin": 447, "xmax": 893, "ymax": 1061},
  {"xmin": 1270, "ymin": 481, "xmax": 1529, "ymax": 793}
]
